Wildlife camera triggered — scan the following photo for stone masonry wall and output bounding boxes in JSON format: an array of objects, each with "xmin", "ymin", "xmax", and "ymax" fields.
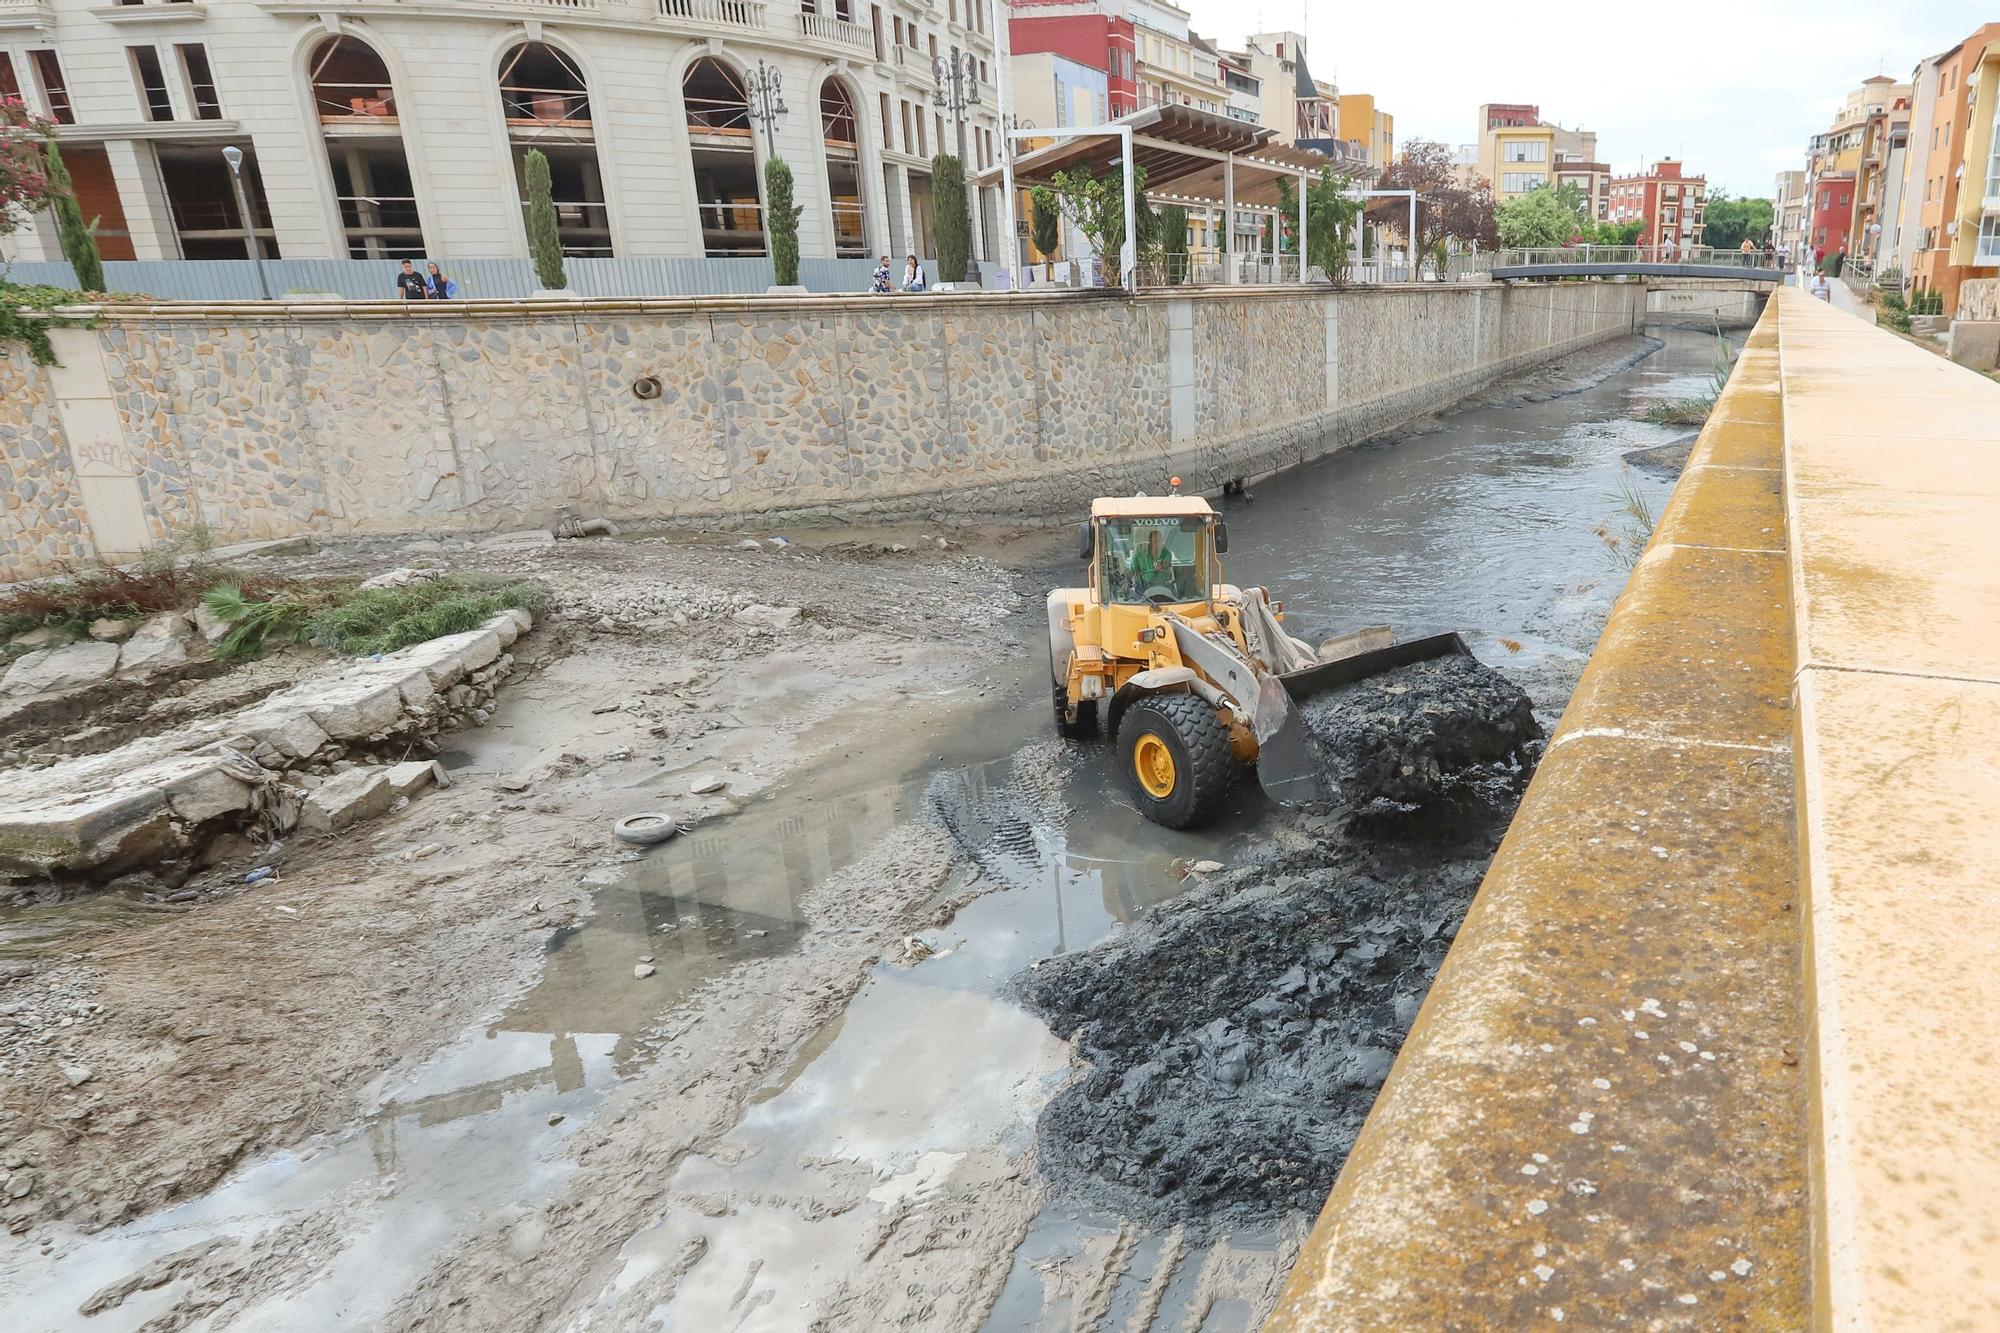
[{"xmin": 0, "ymin": 283, "xmax": 1644, "ymax": 581}]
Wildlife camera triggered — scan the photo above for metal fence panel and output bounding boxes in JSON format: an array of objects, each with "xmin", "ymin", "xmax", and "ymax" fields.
[{"xmin": 3, "ymin": 255, "xmax": 917, "ymax": 302}]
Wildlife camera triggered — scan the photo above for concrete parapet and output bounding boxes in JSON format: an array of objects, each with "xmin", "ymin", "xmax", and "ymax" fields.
[
  {"xmin": 1267, "ymin": 299, "xmax": 1808, "ymax": 1327},
  {"xmin": 1774, "ymin": 288, "xmax": 2000, "ymax": 1330}
]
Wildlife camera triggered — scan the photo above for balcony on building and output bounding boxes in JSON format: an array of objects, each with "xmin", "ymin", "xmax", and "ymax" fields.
[
  {"xmin": 798, "ymin": 0, "xmax": 870, "ymax": 52},
  {"xmin": 657, "ymin": 0, "xmax": 764, "ymax": 28}
]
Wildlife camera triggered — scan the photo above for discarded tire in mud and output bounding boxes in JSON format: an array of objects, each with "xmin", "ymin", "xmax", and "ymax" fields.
[{"xmin": 612, "ymin": 813, "xmax": 679, "ymax": 846}]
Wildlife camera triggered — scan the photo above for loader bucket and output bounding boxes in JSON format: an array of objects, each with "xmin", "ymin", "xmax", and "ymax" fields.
[{"xmin": 1252, "ymin": 632, "xmax": 1475, "ymax": 807}]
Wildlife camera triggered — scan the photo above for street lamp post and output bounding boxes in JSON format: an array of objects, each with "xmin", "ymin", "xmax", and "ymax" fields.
[
  {"xmin": 932, "ymin": 50, "xmax": 983, "ymax": 270},
  {"xmin": 744, "ymin": 61, "xmax": 786, "ymax": 161},
  {"xmin": 989, "ymin": 0, "xmax": 1016, "ymax": 287},
  {"xmin": 221, "ymin": 145, "xmax": 271, "ymax": 300}
]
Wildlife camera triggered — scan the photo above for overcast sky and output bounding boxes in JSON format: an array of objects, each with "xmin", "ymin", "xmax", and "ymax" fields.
[{"xmin": 1172, "ymin": 0, "xmax": 1990, "ymax": 196}]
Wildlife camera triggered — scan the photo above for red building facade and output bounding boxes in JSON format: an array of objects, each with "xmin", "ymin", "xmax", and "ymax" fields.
[
  {"xmin": 1605, "ymin": 158, "xmax": 1707, "ymax": 250},
  {"xmin": 1809, "ymin": 175, "xmax": 1855, "ymax": 264},
  {"xmin": 1009, "ymin": 2, "xmax": 1137, "ymax": 117}
]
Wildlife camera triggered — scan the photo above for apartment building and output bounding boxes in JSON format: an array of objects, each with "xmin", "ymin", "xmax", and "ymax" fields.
[
  {"xmin": 1474, "ymin": 103, "xmax": 1596, "ymax": 207},
  {"xmin": 1855, "ymin": 91, "xmax": 1911, "ymax": 271},
  {"xmin": 1477, "ymin": 103, "xmax": 1548, "ymax": 200},
  {"xmin": 1774, "ymin": 169, "xmax": 1808, "ymax": 260},
  {"xmin": 1010, "ymin": 0, "xmax": 1137, "ymax": 117},
  {"xmin": 1239, "ymin": 31, "xmax": 1335, "ymax": 153},
  {"xmin": 1904, "ymin": 24, "xmax": 2000, "ymax": 312},
  {"xmin": 1336, "ymin": 92, "xmax": 1391, "ymax": 169},
  {"xmin": 1128, "ymin": 0, "xmax": 1217, "ymax": 114},
  {"xmin": 1605, "ymin": 158, "xmax": 1707, "ymax": 250},
  {"xmin": 0, "ymin": 0, "xmax": 1006, "ymax": 268},
  {"xmin": 1809, "ymin": 174, "xmax": 1855, "ymax": 260},
  {"xmin": 1215, "ymin": 45, "xmax": 1260, "ymax": 125}
]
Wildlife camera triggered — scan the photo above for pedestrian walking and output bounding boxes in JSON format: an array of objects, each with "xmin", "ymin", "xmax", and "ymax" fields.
[
  {"xmin": 900, "ymin": 255, "xmax": 927, "ymax": 293},
  {"xmin": 425, "ymin": 261, "xmax": 457, "ymax": 299},
  {"xmin": 395, "ymin": 258, "xmax": 428, "ymax": 300},
  {"xmin": 1739, "ymin": 236, "xmax": 1755, "ymax": 267},
  {"xmin": 869, "ymin": 254, "xmax": 893, "ymax": 294},
  {"xmin": 1810, "ymin": 272, "xmax": 1832, "ymax": 301}
]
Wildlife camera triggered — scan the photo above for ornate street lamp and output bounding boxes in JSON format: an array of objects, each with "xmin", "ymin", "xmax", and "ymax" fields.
[{"xmin": 745, "ymin": 60, "xmax": 786, "ymax": 159}]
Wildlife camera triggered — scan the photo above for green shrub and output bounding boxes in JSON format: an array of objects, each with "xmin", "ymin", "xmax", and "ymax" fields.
[
  {"xmin": 764, "ymin": 158, "xmax": 802, "ymax": 287},
  {"xmin": 523, "ymin": 149, "xmax": 567, "ymax": 291},
  {"xmin": 933, "ymin": 153, "xmax": 969, "ymax": 283},
  {"xmin": 45, "ymin": 142, "xmax": 103, "ymax": 295}
]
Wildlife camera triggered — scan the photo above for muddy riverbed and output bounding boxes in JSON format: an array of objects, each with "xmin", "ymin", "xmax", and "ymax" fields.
[{"xmin": 0, "ymin": 327, "xmax": 1727, "ymax": 1330}]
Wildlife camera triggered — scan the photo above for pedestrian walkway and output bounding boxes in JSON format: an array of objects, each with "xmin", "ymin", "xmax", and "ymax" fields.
[{"xmin": 1828, "ymin": 276, "xmax": 1877, "ymax": 324}]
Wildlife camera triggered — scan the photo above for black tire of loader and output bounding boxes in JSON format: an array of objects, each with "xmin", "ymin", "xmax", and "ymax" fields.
[
  {"xmin": 1050, "ymin": 646, "xmax": 1099, "ymax": 739},
  {"xmin": 1117, "ymin": 692, "xmax": 1235, "ymax": 829}
]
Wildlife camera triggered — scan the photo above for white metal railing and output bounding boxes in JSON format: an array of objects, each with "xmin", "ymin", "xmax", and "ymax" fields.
[
  {"xmin": 658, "ymin": 0, "xmax": 763, "ymax": 25},
  {"xmin": 799, "ymin": 11, "xmax": 870, "ymax": 48},
  {"xmin": 1495, "ymin": 244, "xmax": 1783, "ymax": 269}
]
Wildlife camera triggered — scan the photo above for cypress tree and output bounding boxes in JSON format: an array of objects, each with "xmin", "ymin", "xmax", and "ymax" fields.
[
  {"xmin": 523, "ymin": 149, "xmax": 566, "ymax": 291},
  {"xmin": 45, "ymin": 142, "xmax": 103, "ymax": 294},
  {"xmin": 1030, "ymin": 186, "xmax": 1061, "ymax": 261},
  {"xmin": 764, "ymin": 158, "xmax": 802, "ymax": 287},
  {"xmin": 933, "ymin": 152, "xmax": 969, "ymax": 284}
]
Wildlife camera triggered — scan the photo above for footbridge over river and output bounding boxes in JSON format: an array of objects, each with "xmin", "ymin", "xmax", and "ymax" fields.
[
  {"xmin": 1491, "ymin": 244, "xmax": 1790, "ymax": 284},
  {"xmin": 1269, "ymin": 288, "xmax": 2000, "ymax": 1331}
]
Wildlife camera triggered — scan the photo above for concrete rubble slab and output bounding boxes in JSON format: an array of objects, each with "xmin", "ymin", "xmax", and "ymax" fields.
[
  {"xmin": 2, "ymin": 641, "xmax": 121, "ymax": 698},
  {"xmin": 301, "ymin": 768, "xmax": 395, "ymax": 833},
  {"xmin": 0, "ymin": 610, "xmax": 531, "ymax": 880},
  {"xmin": 115, "ymin": 635, "xmax": 190, "ymax": 677}
]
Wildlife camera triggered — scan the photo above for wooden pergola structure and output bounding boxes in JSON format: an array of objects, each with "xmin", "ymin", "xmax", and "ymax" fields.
[{"xmin": 978, "ymin": 103, "xmax": 1346, "ymax": 287}]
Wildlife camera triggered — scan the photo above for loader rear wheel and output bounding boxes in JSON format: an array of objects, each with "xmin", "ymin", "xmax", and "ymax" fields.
[
  {"xmin": 1117, "ymin": 693, "xmax": 1234, "ymax": 829},
  {"xmin": 1050, "ymin": 647, "xmax": 1098, "ymax": 739}
]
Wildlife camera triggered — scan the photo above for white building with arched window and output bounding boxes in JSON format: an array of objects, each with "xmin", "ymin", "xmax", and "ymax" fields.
[{"xmin": 0, "ymin": 0, "xmax": 1006, "ymax": 273}]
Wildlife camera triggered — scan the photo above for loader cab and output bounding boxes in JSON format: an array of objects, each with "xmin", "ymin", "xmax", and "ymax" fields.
[{"xmin": 1082, "ymin": 496, "xmax": 1228, "ymax": 614}]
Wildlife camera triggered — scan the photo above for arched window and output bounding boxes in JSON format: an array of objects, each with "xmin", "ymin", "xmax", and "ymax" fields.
[
  {"xmin": 308, "ymin": 36, "xmax": 423, "ymax": 257},
  {"xmin": 820, "ymin": 79, "xmax": 866, "ymax": 258},
  {"xmin": 683, "ymin": 57, "xmax": 764, "ymax": 257},
  {"xmin": 499, "ymin": 42, "xmax": 612, "ymax": 256}
]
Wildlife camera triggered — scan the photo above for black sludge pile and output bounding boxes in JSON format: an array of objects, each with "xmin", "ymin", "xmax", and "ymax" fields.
[
  {"xmin": 1297, "ymin": 652, "xmax": 1543, "ymax": 809},
  {"xmin": 1016, "ymin": 842, "xmax": 1488, "ymax": 1229}
]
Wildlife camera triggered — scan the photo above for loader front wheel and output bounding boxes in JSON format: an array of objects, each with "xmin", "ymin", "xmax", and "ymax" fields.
[{"xmin": 1117, "ymin": 693, "xmax": 1234, "ymax": 829}]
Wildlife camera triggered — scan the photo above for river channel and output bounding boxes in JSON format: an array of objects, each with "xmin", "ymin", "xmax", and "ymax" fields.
[{"xmin": 6, "ymin": 325, "xmax": 1731, "ymax": 1331}]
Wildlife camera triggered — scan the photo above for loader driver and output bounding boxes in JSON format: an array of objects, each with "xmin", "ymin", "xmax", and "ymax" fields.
[{"xmin": 1128, "ymin": 528, "xmax": 1175, "ymax": 591}]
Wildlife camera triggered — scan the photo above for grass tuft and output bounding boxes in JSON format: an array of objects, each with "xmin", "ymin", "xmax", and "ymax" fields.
[{"xmin": 306, "ymin": 576, "xmax": 549, "ymax": 657}]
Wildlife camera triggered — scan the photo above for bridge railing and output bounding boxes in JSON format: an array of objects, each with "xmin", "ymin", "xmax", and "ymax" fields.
[{"xmin": 1496, "ymin": 244, "xmax": 1784, "ymax": 270}]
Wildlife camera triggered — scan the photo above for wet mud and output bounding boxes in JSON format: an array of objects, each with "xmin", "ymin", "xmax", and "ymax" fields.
[
  {"xmin": 1298, "ymin": 652, "xmax": 1543, "ymax": 810},
  {"xmin": 1016, "ymin": 825, "xmax": 1492, "ymax": 1231}
]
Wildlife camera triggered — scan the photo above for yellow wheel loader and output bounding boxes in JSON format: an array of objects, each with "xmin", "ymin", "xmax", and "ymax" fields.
[{"xmin": 1049, "ymin": 486, "xmax": 1473, "ymax": 828}]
